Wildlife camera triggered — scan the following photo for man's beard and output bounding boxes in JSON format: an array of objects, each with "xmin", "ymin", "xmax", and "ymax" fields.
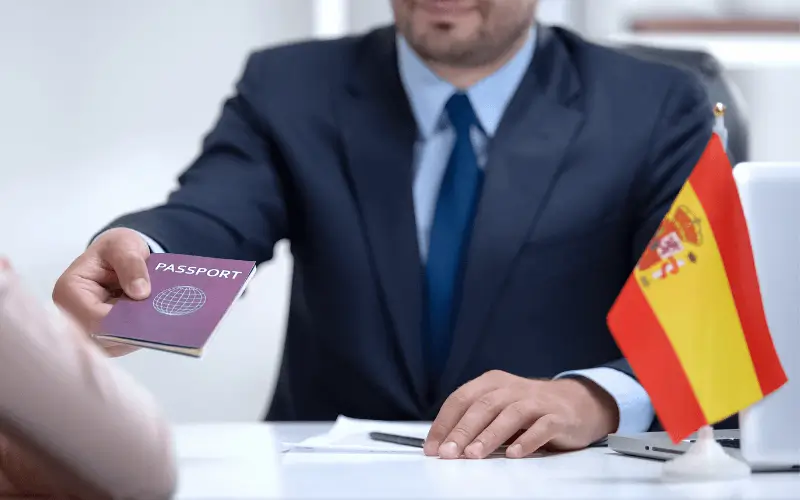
[{"xmin": 403, "ymin": 20, "xmax": 531, "ymax": 68}]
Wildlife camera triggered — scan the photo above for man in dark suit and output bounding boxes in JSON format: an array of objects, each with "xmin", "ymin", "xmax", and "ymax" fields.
[{"xmin": 53, "ymin": 0, "xmax": 714, "ymax": 460}]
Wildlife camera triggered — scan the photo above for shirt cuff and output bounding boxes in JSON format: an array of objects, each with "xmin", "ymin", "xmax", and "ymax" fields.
[
  {"xmin": 134, "ymin": 231, "xmax": 166, "ymax": 254},
  {"xmin": 92, "ymin": 230, "xmax": 166, "ymax": 254},
  {"xmin": 554, "ymin": 367, "xmax": 654, "ymax": 435}
]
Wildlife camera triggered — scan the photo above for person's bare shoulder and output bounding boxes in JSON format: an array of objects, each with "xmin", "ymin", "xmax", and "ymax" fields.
[{"xmin": 0, "ymin": 267, "xmax": 177, "ymax": 499}]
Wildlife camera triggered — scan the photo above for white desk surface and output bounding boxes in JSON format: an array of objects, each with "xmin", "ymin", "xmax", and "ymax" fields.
[{"xmin": 173, "ymin": 422, "xmax": 800, "ymax": 499}]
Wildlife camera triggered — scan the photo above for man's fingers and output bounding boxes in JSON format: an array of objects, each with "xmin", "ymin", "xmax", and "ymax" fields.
[
  {"xmin": 425, "ymin": 382, "xmax": 492, "ymax": 455},
  {"xmin": 59, "ymin": 290, "xmax": 140, "ymax": 356},
  {"xmin": 50, "ymin": 228, "xmax": 151, "ymax": 358},
  {"xmin": 425, "ymin": 390, "xmax": 474, "ymax": 456},
  {"xmin": 101, "ymin": 240, "xmax": 150, "ymax": 300},
  {"xmin": 0, "ymin": 257, "xmax": 9, "ymax": 271},
  {"xmin": 506, "ymin": 413, "xmax": 565, "ymax": 458},
  {"xmin": 437, "ymin": 388, "xmax": 516, "ymax": 459},
  {"xmin": 53, "ymin": 278, "xmax": 114, "ymax": 333},
  {"xmin": 425, "ymin": 371, "xmax": 509, "ymax": 456},
  {"xmin": 465, "ymin": 401, "xmax": 541, "ymax": 459}
]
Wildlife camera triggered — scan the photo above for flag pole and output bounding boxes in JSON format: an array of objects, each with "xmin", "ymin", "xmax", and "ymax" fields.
[
  {"xmin": 713, "ymin": 103, "xmax": 729, "ymax": 151},
  {"xmin": 660, "ymin": 102, "xmax": 751, "ymax": 482}
]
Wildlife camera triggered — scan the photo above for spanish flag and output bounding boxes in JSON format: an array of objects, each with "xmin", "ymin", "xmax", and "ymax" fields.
[{"xmin": 607, "ymin": 106, "xmax": 787, "ymax": 443}]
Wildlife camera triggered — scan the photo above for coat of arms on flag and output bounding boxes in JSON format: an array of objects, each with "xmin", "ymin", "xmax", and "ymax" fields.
[{"xmin": 637, "ymin": 205, "xmax": 703, "ymax": 286}]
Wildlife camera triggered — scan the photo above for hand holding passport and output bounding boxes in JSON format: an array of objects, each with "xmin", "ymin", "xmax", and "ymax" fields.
[{"xmin": 98, "ymin": 254, "xmax": 256, "ymax": 357}]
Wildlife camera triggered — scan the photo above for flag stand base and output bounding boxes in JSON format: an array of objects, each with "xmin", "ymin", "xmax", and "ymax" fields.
[{"xmin": 661, "ymin": 426, "xmax": 751, "ymax": 482}]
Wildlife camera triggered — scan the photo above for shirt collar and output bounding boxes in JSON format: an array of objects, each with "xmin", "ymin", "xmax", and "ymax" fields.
[{"xmin": 397, "ymin": 26, "xmax": 537, "ymax": 139}]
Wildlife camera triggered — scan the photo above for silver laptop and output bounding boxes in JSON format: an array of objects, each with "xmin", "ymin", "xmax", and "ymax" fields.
[{"xmin": 608, "ymin": 162, "xmax": 800, "ymax": 472}]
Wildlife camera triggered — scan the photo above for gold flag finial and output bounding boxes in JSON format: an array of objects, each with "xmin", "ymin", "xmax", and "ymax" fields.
[{"xmin": 714, "ymin": 102, "xmax": 726, "ymax": 118}]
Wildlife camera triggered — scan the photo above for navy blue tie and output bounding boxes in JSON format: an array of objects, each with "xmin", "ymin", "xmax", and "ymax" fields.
[{"xmin": 424, "ymin": 93, "xmax": 484, "ymax": 383}]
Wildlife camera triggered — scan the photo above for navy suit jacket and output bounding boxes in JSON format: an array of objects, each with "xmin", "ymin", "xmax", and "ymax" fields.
[{"xmin": 105, "ymin": 26, "xmax": 716, "ymax": 423}]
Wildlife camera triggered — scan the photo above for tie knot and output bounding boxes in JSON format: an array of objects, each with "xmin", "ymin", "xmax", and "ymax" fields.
[{"xmin": 445, "ymin": 93, "xmax": 478, "ymax": 134}]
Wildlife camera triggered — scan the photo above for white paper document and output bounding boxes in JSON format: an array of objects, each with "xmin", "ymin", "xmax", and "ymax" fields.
[{"xmin": 284, "ymin": 415, "xmax": 431, "ymax": 453}]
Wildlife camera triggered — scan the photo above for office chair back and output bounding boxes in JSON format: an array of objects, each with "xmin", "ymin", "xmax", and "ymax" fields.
[{"xmin": 616, "ymin": 44, "xmax": 749, "ymax": 167}]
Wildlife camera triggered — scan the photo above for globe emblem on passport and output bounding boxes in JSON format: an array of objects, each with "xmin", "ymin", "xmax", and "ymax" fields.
[{"xmin": 152, "ymin": 286, "xmax": 207, "ymax": 316}]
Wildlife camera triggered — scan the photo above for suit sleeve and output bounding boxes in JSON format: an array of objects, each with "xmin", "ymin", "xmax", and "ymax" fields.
[
  {"xmin": 102, "ymin": 53, "xmax": 289, "ymax": 263},
  {"xmin": 560, "ymin": 72, "xmax": 715, "ymax": 434},
  {"xmin": 0, "ymin": 269, "xmax": 177, "ymax": 499}
]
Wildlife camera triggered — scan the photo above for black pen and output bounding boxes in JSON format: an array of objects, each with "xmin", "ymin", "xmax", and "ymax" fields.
[{"xmin": 368, "ymin": 432, "xmax": 425, "ymax": 448}]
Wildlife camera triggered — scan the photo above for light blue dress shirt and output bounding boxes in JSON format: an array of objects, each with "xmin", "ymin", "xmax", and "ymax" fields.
[{"xmin": 135, "ymin": 28, "xmax": 654, "ymax": 434}]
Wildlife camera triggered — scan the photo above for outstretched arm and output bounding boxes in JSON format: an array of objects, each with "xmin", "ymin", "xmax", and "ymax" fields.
[{"xmin": 102, "ymin": 51, "xmax": 289, "ymax": 263}]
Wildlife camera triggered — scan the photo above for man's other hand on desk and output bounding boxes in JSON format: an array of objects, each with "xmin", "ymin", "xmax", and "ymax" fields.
[
  {"xmin": 424, "ymin": 371, "xmax": 619, "ymax": 459},
  {"xmin": 52, "ymin": 227, "xmax": 151, "ymax": 357}
]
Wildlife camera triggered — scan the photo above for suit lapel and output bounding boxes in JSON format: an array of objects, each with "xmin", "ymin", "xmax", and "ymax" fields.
[
  {"xmin": 336, "ymin": 29, "xmax": 427, "ymax": 404},
  {"xmin": 438, "ymin": 27, "xmax": 586, "ymax": 395}
]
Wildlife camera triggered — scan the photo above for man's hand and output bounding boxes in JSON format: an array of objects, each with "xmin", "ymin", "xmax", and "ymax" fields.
[
  {"xmin": 52, "ymin": 228, "xmax": 151, "ymax": 357},
  {"xmin": 424, "ymin": 370, "xmax": 620, "ymax": 459}
]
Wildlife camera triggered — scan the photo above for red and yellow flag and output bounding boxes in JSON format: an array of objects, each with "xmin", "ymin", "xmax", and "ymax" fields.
[{"xmin": 607, "ymin": 124, "xmax": 787, "ymax": 443}]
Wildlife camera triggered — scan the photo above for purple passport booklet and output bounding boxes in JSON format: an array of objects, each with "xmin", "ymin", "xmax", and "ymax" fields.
[{"xmin": 98, "ymin": 254, "xmax": 256, "ymax": 357}]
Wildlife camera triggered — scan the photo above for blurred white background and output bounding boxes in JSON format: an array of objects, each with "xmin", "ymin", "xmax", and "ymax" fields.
[{"xmin": 2, "ymin": 0, "xmax": 800, "ymax": 423}]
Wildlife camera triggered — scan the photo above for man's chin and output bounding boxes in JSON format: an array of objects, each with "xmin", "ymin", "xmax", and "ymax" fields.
[{"xmin": 409, "ymin": 34, "xmax": 479, "ymax": 63}]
